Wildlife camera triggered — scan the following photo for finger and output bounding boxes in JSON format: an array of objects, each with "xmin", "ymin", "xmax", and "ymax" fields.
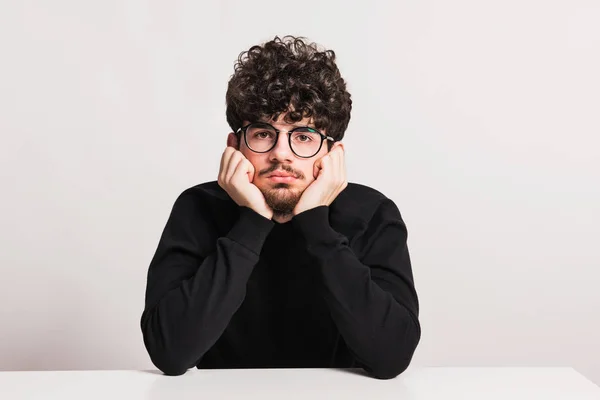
[
  {"xmin": 219, "ymin": 150, "xmax": 226, "ymax": 175},
  {"xmin": 232, "ymin": 156, "xmax": 254, "ymax": 183},
  {"xmin": 226, "ymin": 151, "xmax": 244, "ymax": 182},
  {"xmin": 219, "ymin": 147, "xmax": 234, "ymax": 183},
  {"xmin": 232, "ymin": 157, "xmax": 251, "ymax": 183},
  {"xmin": 339, "ymin": 152, "xmax": 346, "ymax": 190},
  {"xmin": 313, "ymin": 155, "xmax": 325, "ymax": 179},
  {"xmin": 319, "ymin": 154, "xmax": 332, "ymax": 180},
  {"xmin": 327, "ymin": 143, "xmax": 341, "ymax": 163},
  {"xmin": 245, "ymin": 159, "xmax": 255, "ymax": 182},
  {"xmin": 333, "ymin": 151, "xmax": 343, "ymax": 186},
  {"xmin": 338, "ymin": 145, "xmax": 345, "ymax": 183},
  {"xmin": 327, "ymin": 146, "xmax": 344, "ymax": 188}
]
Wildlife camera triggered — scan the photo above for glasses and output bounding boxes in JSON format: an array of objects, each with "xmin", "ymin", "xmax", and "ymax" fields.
[{"xmin": 236, "ymin": 122, "xmax": 335, "ymax": 158}]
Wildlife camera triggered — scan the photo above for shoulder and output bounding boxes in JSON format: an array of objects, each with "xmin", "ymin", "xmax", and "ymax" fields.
[
  {"xmin": 330, "ymin": 182, "xmax": 403, "ymax": 235},
  {"xmin": 167, "ymin": 181, "xmax": 237, "ymax": 230},
  {"xmin": 171, "ymin": 180, "xmax": 235, "ymax": 211},
  {"xmin": 333, "ymin": 182, "xmax": 393, "ymax": 216},
  {"xmin": 338, "ymin": 182, "xmax": 389, "ymax": 202},
  {"xmin": 178, "ymin": 180, "xmax": 231, "ymax": 202}
]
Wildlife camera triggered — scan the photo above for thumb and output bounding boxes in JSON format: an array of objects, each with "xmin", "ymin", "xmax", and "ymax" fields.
[
  {"xmin": 313, "ymin": 157, "xmax": 323, "ymax": 179},
  {"xmin": 245, "ymin": 159, "xmax": 255, "ymax": 182}
]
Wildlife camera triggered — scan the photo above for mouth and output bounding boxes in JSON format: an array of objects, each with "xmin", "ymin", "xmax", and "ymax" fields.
[{"xmin": 267, "ymin": 175, "xmax": 297, "ymax": 183}]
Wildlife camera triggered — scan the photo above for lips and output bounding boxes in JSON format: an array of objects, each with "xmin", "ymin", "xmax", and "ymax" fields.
[{"xmin": 267, "ymin": 171, "xmax": 297, "ymax": 178}]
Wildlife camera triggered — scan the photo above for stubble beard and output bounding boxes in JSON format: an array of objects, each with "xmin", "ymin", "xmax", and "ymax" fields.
[{"xmin": 261, "ymin": 183, "xmax": 303, "ymax": 218}]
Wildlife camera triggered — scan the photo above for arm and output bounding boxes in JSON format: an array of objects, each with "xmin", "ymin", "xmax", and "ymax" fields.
[
  {"xmin": 291, "ymin": 198, "xmax": 421, "ymax": 379},
  {"xmin": 141, "ymin": 191, "xmax": 274, "ymax": 375}
]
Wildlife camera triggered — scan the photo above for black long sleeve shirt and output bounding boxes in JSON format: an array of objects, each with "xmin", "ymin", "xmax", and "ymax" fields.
[{"xmin": 140, "ymin": 181, "xmax": 420, "ymax": 379}]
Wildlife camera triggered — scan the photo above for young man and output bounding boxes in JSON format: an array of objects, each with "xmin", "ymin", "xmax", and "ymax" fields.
[{"xmin": 141, "ymin": 36, "xmax": 421, "ymax": 379}]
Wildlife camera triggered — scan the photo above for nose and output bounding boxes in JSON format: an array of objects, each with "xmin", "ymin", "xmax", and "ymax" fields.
[{"xmin": 269, "ymin": 131, "xmax": 294, "ymax": 163}]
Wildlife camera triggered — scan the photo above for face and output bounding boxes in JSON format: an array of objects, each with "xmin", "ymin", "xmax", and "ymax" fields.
[{"xmin": 227, "ymin": 114, "xmax": 330, "ymax": 215}]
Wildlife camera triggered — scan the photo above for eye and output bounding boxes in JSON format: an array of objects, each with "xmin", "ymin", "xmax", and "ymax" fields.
[
  {"xmin": 292, "ymin": 128, "xmax": 318, "ymax": 143},
  {"xmin": 254, "ymin": 131, "xmax": 273, "ymax": 139}
]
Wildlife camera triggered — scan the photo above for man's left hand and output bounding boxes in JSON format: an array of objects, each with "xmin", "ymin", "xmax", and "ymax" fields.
[{"xmin": 293, "ymin": 142, "xmax": 348, "ymax": 216}]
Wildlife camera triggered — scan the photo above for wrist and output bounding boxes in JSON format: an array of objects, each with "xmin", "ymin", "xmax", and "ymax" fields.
[
  {"xmin": 257, "ymin": 207, "xmax": 273, "ymax": 220},
  {"xmin": 293, "ymin": 202, "xmax": 319, "ymax": 216},
  {"xmin": 291, "ymin": 206, "xmax": 342, "ymax": 245}
]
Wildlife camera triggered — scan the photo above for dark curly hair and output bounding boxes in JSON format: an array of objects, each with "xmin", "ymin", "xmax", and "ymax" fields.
[{"xmin": 226, "ymin": 35, "xmax": 352, "ymax": 149}]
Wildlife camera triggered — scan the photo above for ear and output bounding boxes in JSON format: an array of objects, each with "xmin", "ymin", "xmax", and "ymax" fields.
[
  {"xmin": 227, "ymin": 132, "xmax": 239, "ymax": 149},
  {"xmin": 331, "ymin": 141, "xmax": 344, "ymax": 152}
]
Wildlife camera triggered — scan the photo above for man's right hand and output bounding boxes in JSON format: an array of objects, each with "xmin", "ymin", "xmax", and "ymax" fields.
[{"xmin": 218, "ymin": 147, "xmax": 273, "ymax": 220}]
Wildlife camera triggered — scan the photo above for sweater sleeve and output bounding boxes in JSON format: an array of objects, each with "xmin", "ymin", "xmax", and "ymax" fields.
[
  {"xmin": 140, "ymin": 191, "xmax": 274, "ymax": 376},
  {"xmin": 291, "ymin": 199, "xmax": 421, "ymax": 379}
]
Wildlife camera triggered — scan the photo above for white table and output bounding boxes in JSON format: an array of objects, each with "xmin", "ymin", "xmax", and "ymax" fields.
[{"xmin": 1, "ymin": 367, "xmax": 598, "ymax": 400}]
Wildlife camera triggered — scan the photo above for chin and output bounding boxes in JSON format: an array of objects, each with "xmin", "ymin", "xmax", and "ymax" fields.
[
  {"xmin": 259, "ymin": 181, "xmax": 304, "ymax": 211},
  {"xmin": 262, "ymin": 183, "xmax": 296, "ymax": 194}
]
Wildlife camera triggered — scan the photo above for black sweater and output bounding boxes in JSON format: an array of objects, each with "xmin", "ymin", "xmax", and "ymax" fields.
[{"xmin": 140, "ymin": 181, "xmax": 421, "ymax": 379}]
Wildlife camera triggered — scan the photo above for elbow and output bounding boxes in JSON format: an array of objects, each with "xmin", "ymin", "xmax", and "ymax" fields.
[
  {"xmin": 141, "ymin": 312, "xmax": 194, "ymax": 376},
  {"xmin": 366, "ymin": 317, "xmax": 421, "ymax": 380},
  {"xmin": 144, "ymin": 340, "xmax": 192, "ymax": 376},
  {"xmin": 367, "ymin": 357, "xmax": 412, "ymax": 380},
  {"xmin": 144, "ymin": 340, "xmax": 194, "ymax": 376},
  {"xmin": 153, "ymin": 358, "xmax": 190, "ymax": 376}
]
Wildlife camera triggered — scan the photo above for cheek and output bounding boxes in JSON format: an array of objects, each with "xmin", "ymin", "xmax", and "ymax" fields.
[{"xmin": 300, "ymin": 162, "xmax": 317, "ymax": 181}]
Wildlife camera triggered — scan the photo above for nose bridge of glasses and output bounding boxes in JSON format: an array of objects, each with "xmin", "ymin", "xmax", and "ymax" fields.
[{"xmin": 271, "ymin": 128, "xmax": 292, "ymax": 151}]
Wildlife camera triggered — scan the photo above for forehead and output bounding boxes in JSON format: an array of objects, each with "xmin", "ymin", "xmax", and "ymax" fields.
[{"xmin": 258, "ymin": 113, "xmax": 315, "ymax": 127}]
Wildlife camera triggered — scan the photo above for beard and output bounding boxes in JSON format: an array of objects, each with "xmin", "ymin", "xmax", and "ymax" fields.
[{"xmin": 261, "ymin": 183, "xmax": 303, "ymax": 215}]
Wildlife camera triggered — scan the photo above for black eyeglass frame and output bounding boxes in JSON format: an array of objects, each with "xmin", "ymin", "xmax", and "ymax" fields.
[{"xmin": 236, "ymin": 122, "xmax": 336, "ymax": 158}]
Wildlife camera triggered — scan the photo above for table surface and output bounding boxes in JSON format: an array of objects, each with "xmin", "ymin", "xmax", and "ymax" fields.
[{"xmin": 0, "ymin": 367, "xmax": 598, "ymax": 400}]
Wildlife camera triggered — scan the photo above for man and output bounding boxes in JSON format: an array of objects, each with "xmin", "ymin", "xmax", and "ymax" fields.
[{"xmin": 140, "ymin": 35, "xmax": 420, "ymax": 379}]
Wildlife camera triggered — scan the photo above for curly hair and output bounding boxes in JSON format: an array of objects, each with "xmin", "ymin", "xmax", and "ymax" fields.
[{"xmin": 225, "ymin": 35, "xmax": 352, "ymax": 148}]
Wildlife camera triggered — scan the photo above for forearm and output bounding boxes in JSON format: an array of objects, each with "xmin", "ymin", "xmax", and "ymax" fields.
[
  {"xmin": 141, "ymin": 205, "xmax": 273, "ymax": 375},
  {"xmin": 141, "ymin": 238, "xmax": 259, "ymax": 375},
  {"xmin": 292, "ymin": 205, "xmax": 420, "ymax": 379},
  {"xmin": 317, "ymin": 247, "xmax": 420, "ymax": 379}
]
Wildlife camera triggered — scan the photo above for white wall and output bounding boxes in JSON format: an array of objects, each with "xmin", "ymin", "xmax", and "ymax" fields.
[{"xmin": 1, "ymin": 0, "xmax": 599, "ymax": 385}]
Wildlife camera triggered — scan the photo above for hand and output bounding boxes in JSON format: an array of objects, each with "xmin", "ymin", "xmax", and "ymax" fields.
[
  {"xmin": 293, "ymin": 142, "xmax": 348, "ymax": 216},
  {"xmin": 218, "ymin": 146, "xmax": 273, "ymax": 220}
]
